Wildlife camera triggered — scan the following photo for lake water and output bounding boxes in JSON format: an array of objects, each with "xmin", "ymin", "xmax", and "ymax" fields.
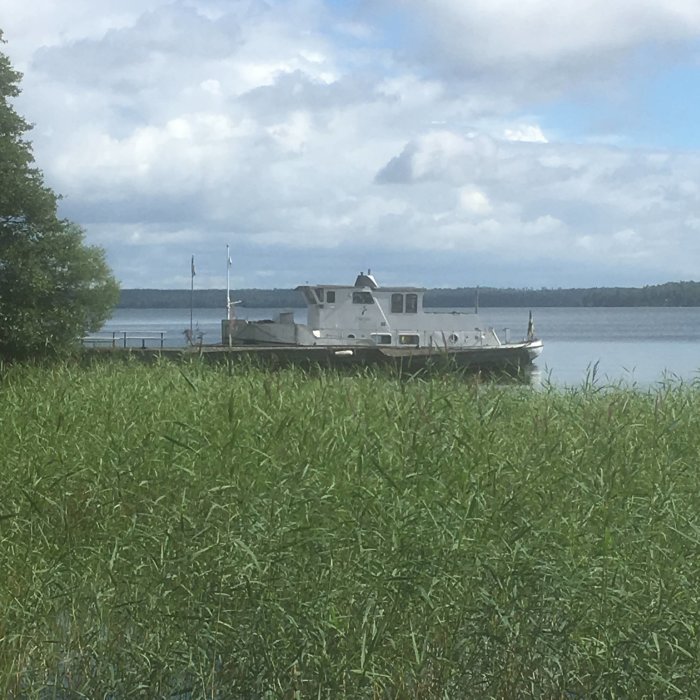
[{"xmin": 99, "ymin": 306, "xmax": 700, "ymax": 387}]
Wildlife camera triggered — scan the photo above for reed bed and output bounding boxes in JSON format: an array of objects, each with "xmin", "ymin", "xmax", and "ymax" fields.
[{"xmin": 1, "ymin": 358, "xmax": 700, "ymax": 698}]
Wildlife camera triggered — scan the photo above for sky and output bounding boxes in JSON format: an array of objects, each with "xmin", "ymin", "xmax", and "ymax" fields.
[{"xmin": 3, "ymin": 0, "xmax": 700, "ymax": 290}]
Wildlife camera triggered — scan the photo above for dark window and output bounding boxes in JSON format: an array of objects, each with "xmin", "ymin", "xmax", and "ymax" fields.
[
  {"xmin": 405, "ymin": 293, "xmax": 418, "ymax": 313},
  {"xmin": 352, "ymin": 291, "xmax": 374, "ymax": 304},
  {"xmin": 315, "ymin": 287, "xmax": 324, "ymax": 302},
  {"xmin": 391, "ymin": 293, "xmax": 404, "ymax": 313},
  {"xmin": 326, "ymin": 290, "xmax": 335, "ymax": 303},
  {"xmin": 399, "ymin": 334, "xmax": 420, "ymax": 346},
  {"xmin": 371, "ymin": 333, "xmax": 392, "ymax": 345}
]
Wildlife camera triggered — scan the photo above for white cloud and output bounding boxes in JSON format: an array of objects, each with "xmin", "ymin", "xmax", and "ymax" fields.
[
  {"xmin": 459, "ymin": 188, "xmax": 492, "ymax": 215},
  {"xmin": 1, "ymin": 0, "xmax": 165, "ymax": 67},
  {"xmin": 504, "ymin": 125, "xmax": 548, "ymax": 143}
]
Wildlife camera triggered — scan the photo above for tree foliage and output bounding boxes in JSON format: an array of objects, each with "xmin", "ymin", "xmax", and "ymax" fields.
[{"xmin": 0, "ymin": 32, "xmax": 118, "ymax": 360}]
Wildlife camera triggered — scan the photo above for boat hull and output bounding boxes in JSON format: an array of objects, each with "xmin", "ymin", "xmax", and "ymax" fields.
[
  {"xmin": 84, "ymin": 339, "xmax": 542, "ymax": 377},
  {"xmin": 377, "ymin": 338, "xmax": 543, "ymax": 370},
  {"xmin": 208, "ymin": 338, "xmax": 543, "ymax": 372}
]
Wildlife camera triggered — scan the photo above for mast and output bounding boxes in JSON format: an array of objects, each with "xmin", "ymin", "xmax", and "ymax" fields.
[
  {"xmin": 226, "ymin": 244, "xmax": 232, "ymax": 321},
  {"xmin": 226, "ymin": 245, "xmax": 234, "ymax": 347}
]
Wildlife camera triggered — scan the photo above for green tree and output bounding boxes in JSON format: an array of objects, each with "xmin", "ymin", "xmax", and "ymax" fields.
[{"xmin": 0, "ymin": 32, "xmax": 118, "ymax": 360}]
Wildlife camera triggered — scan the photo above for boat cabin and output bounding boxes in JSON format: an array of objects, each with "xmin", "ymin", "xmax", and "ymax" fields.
[
  {"xmin": 290, "ymin": 271, "xmax": 498, "ymax": 349},
  {"xmin": 298, "ymin": 273, "xmax": 424, "ymax": 344}
]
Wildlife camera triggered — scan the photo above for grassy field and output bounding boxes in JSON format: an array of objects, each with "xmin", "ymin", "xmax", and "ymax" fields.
[{"xmin": 1, "ymin": 358, "xmax": 700, "ymax": 698}]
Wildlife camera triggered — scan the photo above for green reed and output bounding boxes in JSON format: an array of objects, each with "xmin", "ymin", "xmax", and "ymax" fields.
[{"xmin": 1, "ymin": 358, "xmax": 700, "ymax": 697}]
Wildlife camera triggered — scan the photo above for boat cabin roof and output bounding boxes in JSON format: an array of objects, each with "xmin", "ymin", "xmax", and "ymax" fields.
[
  {"xmin": 296, "ymin": 284, "xmax": 425, "ymax": 293},
  {"xmin": 296, "ymin": 269, "xmax": 424, "ymax": 294}
]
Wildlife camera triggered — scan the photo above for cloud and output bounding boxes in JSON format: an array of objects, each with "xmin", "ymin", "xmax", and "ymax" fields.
[
  {"xmin": 370, "ymin": 129, "xmax": 700, "ymax": 279},
  {"xmin": 382, "ymin": 1, "xmax": 700, "ymax": 71},
  {"xmin": 504, "ymin": 125, "xmax": 548, "ymax": 143},
  {"xmin": 1, "ymin": 0, "xmax": 700, "ymax": 288},
  {"xmin": 376, "ymin": 131, "xmax": 497, "ymax": 184},
  {"xmin": 459, "ymin": 188, "xmax": 492, "ymax": 216}
]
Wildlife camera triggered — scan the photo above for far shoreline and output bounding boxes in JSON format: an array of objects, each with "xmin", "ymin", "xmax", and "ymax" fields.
[{"xmin": 117, "ymin": 280, "xmax": 700, "ymax": 309}]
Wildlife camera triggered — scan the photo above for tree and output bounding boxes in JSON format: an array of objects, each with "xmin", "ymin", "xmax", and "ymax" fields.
[{"xmin": 0, "ymin": 31, "xmax": 118, "ymax": 360}]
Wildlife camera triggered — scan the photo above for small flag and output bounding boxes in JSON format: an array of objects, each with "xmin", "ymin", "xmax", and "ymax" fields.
[{"xmin": 191, "ymin": 255, "xmax": 196, "ymax": 277}]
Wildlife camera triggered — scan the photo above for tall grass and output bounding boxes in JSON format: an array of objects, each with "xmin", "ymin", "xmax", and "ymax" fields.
[{"xmin": 1, "ymin": 358, "xmax": 700, "ymax": 697}]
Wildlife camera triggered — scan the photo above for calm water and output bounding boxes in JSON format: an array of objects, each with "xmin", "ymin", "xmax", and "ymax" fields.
[{"xmin": 99, "ymin": 307, "xmax": 700, "ymax": 387}]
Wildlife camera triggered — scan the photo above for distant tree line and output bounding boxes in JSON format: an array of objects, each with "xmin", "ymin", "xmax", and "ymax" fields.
[
  {"xmin": 426, "ymin": 287, "xmax": 586, "ymax": 308},
  {"xmin": 577, "ymin": 281, "xmax": 700, "ymax": 307},
  {"xmin": 117, "ymin": 281, "xmax": 700, "ymax": 309},
  {"xmin": 427, "ymin": 281, "xmax": 700, "ymax": 307}
]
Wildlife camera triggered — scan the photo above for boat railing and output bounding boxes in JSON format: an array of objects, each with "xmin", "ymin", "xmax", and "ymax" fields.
[{"xmin": 82, "ymin": 331, "xmax": 167, "ymax": 349}]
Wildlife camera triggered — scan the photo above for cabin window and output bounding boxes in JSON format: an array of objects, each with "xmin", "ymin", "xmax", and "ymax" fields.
[
  {"xmin": 371, "ymin": 333, "xmax": 392, "ymax": 345},
  {"xmin": 352, "ymin": 291, "xmax": 374, "ymax": 304},
  {"xmin": 405, "ymin": 293, "xmax": 418, "ymax": 313},
  {"xmin": 326, "ymin": 290, "xmax": 335, "ymax": 303},
  {"xmin": 315, "ymin": 288, "xmax": 324, "ymax": 302},
  {"xmin": 391, "ymin": 293, "xmax": 404, "ymax": 313},
  {"xmin": 399, "ymin": 334, "xmax": 420, "ymax": 346}
]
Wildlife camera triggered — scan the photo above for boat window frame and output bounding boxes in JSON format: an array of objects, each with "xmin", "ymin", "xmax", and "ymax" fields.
[
  {"xmin": 371, "ymin": 333, "xmax": 392, "ymax": 345},
  {"xmin": 326, "ymin": 290, "xmax": 336, "ymax": 303},
  {"xmin": 352, "ymin": 291, "xmax": 375, "ymax": 305},
  {"xmin": 405, "ymin": 293, "xmax": 418, "ymax": 314},
  {"xmin": 399, "ymin": 333, "xmax": 420, "ymax": 346},
  {"xmin": 391, "ymin": 293, "xmax": 404, "ymax": 314}
]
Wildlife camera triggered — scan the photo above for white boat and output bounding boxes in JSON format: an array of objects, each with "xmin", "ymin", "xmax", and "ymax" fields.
[{"xmin": 221, "ymin": 271, "xmax": 543, "ymax": 370}]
